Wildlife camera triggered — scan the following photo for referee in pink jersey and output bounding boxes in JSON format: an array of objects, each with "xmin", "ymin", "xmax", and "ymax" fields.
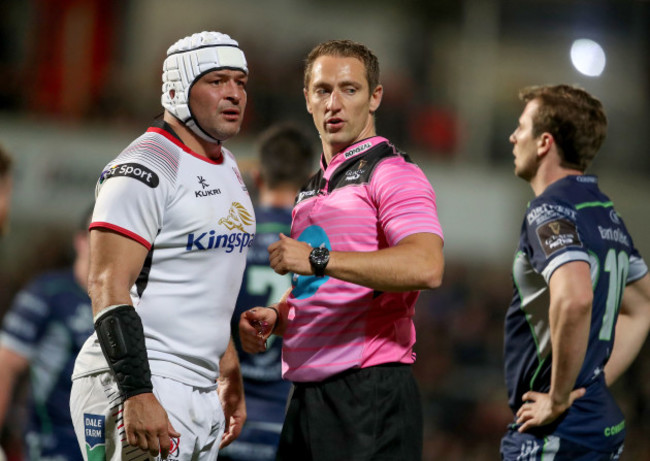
[{"xmin": 240, "ymin": 40, "xmax": 445, "ymax": 461}]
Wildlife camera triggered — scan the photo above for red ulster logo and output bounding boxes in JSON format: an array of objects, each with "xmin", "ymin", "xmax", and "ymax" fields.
[{"xmin": 169, "ymin": 436, "xmax": 180, "ymax": 456}]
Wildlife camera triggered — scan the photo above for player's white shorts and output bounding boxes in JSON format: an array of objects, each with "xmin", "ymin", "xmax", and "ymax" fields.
[{"xmin": 70, "ymin": 372, "xmax": 224, "ymax": 461}]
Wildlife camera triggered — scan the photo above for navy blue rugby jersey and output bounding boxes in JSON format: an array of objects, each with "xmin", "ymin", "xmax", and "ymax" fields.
[
  {"xmin": 0, "ymin": 268, "xmax": 93, "ymax": 459},
  {"xmin": 503, "ymin": 175, "xmax": 648, "ymax": 450},
  {"xmin": 230, "ymin": 205, "xmax": 292, "ymax": 423}
]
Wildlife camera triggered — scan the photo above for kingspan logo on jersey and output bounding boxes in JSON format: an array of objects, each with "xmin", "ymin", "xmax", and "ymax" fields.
[
  {"xmin": 99, "ymin": 163, "xmax": 159, "ymax": 188},
  {"xmin": 186, "ymin": 202, "xmax": 256, "ymax": 253}
]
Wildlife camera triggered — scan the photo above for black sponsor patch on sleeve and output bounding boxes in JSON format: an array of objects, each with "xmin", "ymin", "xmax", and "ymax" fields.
[
  {"xmin": 536, "ymin": 218, "xmax": 582, "ymax": 257},
  {"xmin": 99, "ymin": 163, "xmax": 159, "ymax": 188}
]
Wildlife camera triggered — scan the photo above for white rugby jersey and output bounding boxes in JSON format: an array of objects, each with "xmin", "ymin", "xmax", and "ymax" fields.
[{"xmin": 73, "ymin": 122, "xmax": 255, "ymax": 388}]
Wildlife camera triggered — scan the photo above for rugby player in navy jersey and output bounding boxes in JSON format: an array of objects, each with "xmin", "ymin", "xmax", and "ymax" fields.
[
  {"xmin": 0, "ymin": 206, "xmax": 93, "ymax": 460},
  {"xmin": 0, "ymin": 145, "xmax": 13, "ymax": 461},
  {"xmin": 501, "ymin": 84, "xmax": 650, "ymax": 460}
]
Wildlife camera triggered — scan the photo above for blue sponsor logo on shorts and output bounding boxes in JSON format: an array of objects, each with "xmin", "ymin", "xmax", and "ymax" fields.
[{"xmin": 84, "ymin": 413, "xmax": 106, "ymax": 460}]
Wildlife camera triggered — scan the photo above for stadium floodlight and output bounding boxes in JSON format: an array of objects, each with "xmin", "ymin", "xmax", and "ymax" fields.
[{"xmin": 570, "ymin": 38, "xmax": 606, "ymax": 77}]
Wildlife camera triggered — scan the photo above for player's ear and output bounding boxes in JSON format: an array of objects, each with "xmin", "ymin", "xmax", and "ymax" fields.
[
  {"xmin": 369, "ymin": 84, "xmax": 383, "ymax": 114},
  {"xmin": 537, "ymin": 132, "xmax": 553, "ymax": 156}
]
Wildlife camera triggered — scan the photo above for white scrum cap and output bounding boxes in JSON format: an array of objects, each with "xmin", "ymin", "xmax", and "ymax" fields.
[{"xmin": 161, "ymin": 31, "xmax": 248, "ymax": 143}]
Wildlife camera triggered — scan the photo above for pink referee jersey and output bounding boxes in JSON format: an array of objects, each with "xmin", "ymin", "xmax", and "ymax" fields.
[{"xmin": 282, "ymin": 136, "xmax": 444, "ymax": 382}]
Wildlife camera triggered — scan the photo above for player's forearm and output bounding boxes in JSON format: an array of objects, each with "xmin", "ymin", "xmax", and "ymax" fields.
[
  {"xmin": 546, "ymin": 262, "xmax": 593, "ymax": 407},
  {"xmin": 0, "ymin": 369, "xmax": 15, "ymax": 430},
  {"xmin": 218, "ymin": 340, "xmax": 245, "ymax": 423},
  {"xmin": 549, "ymin": 298, "xmax": 591, "ymax": 406},
  {"xmin": 0, "ymin": 348, "xmax": 29, "ymax": 430},
  {"xmin": 605, "ymin": 274, "xmax": 650, "ymax": 386},
  {"xmin": 88, "ymin": 270, "xmax": 136, "ymax": 317},
  {"xmin": 269, "ymin": 289, "xmax": 292, "ymax": 337},
  {"xmin": 219, "ymin": 339, "xmax": 243, "ymax": 384},
  {"xmin": 326, "ymin": 233, "xmax": 444, "ymax": 292},
  {"xmin": 604, "ymin": 313, "xmax": 647, "ymax": 385}
]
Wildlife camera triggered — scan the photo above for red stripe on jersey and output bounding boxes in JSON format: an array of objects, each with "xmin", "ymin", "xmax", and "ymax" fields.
[
  {"xmin": 89, "ymin": 222, "xmax": 152, "ymax": 250},
  {"xmin": 147, "ymin": 127, "xmax": 224, "ymax": 165}
]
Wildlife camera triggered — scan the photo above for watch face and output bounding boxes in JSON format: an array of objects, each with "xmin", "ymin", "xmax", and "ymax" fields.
[
  {"xmin": 310, "ymin": 247, "xmax": 329, "ymax": 275},
  {"xmin": 311, "ymin": 247, "xmax": 329, "ymax": 265}
]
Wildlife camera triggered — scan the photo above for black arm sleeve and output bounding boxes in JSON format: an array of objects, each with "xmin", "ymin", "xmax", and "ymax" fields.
[{"xmin": 94, "ymin": 304, "xmax": 153, "ymax": 399}]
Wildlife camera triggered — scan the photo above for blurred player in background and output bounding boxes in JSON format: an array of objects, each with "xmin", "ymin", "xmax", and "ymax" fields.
[
  {"xmin": 0, "ymin": 144, "xmax": 13, "ymax": 461},
  {"xmin": 0, "ymin": 144, "xmax": 13, "ymax": 237},
  {"xmin": 69, "ymin": 31, "xmax": 251, "ymax": 460},
  {"xmin": 501, "ymin": 84, "xmax": 650, "ymax": 460},
  {"xmin": 0, "ymin": 206, "xmax": 93, "ymax": 461},
  {"xmin": 240, "ymin": 39, "xmax": 445, "ymax": 461},
  {"xmin": 219, "ymin": 123, "xmax": 316, "ymax": 461}
]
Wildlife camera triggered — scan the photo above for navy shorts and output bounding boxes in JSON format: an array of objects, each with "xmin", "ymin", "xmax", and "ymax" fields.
[
  {"xmin": 217, "ymin": 420, "xmax": 283, "ymax": 461},
  {"xmin": 276, "ymin": 363, "xmax": 422, "ymax": 461},
  {"xmin": 501, "ymin": 427, "xmax": 624, "ymax": 461}
]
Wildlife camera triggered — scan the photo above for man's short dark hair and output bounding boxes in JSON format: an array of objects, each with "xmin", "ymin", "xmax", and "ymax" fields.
[
  {"xmin": 519, "ymin": 84, "xmax": 607, "ymax": 171},
  {"xmin": 257, "ymin": 123, "xmax": 316, "ymax": 189}
]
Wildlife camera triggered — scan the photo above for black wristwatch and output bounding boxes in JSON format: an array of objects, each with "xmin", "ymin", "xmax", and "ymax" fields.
[{"xmin": 309, "ymin": 247, "xmax": 330, "ymax": 277}]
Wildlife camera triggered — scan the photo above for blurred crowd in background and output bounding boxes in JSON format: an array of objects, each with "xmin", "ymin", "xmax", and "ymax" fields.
[{"xmin": 0, "ymin": 1, "xmax": 649, "ymax": 459}]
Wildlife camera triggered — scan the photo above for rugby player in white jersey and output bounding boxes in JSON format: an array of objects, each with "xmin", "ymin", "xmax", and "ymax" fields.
[{"xmin": 70, "ymin": 31, "xmax": 254, "ymax": 460}]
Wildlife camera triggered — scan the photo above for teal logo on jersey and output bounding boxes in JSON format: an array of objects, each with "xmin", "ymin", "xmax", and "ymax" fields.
[
  {"xmin": 292, "ymin": 225, "xmax": 330, "ymax": 299},
  {"xmin": 84, "ymin": 413, "xmax": 106, "ymax": 461},
  {"xmin": 604, "ymin": 419, "xmax": 625, "ymax": 437}
]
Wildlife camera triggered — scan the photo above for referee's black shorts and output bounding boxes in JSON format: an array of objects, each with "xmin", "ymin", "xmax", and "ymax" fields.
[{"xmin": 276, "ymin": 363, "xmax": 423, "ymax": 461}]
